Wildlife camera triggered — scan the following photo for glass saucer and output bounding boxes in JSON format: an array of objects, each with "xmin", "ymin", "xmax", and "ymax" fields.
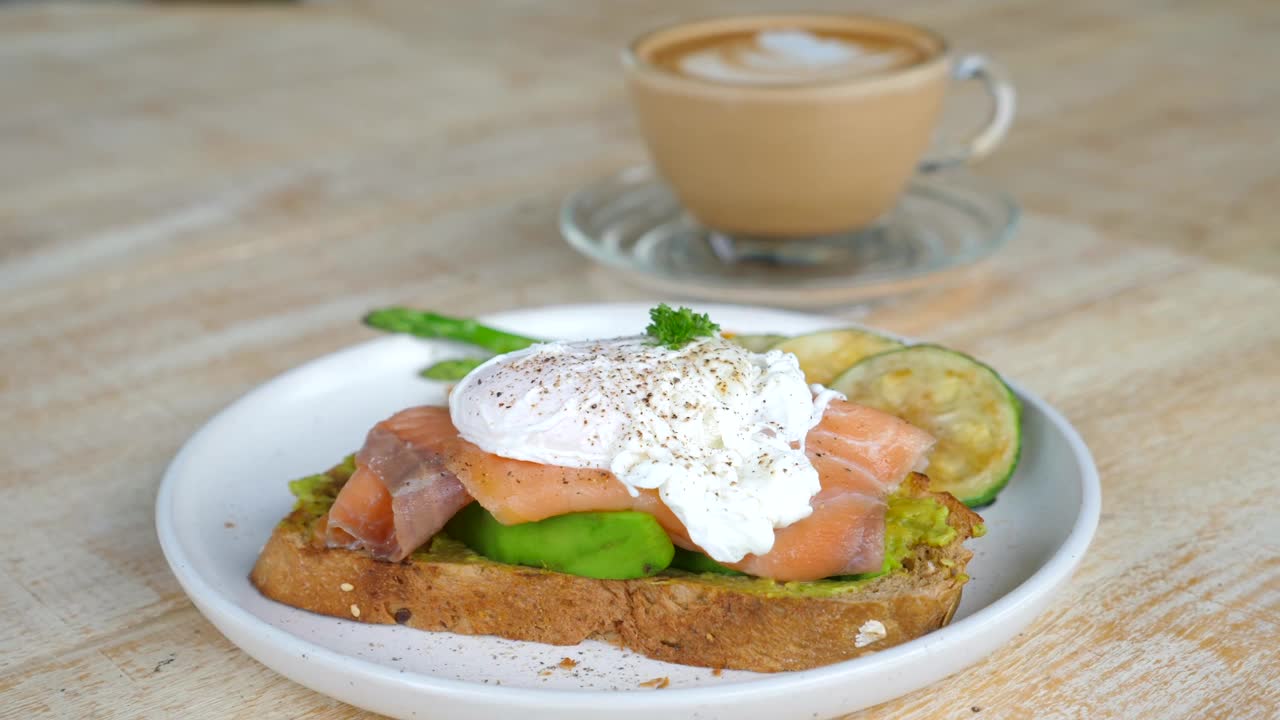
[{"xmin": 559, "ymin": 167, "xmax": 1020, "ymax": 307}]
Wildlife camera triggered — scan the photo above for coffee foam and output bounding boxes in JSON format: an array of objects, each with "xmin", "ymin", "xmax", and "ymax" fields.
[{"xmin": 677, "ymin": 29, "xmax": 911, "ymax": 86}]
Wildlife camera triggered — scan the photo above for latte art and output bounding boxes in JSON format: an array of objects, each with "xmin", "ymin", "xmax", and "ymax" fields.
[{"xmin": 675, "ymin": 29, "xmax": 915, "ymax": 85}]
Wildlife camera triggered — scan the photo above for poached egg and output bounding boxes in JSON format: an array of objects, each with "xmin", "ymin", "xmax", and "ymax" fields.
[{"xmin": 448, "ymin": 335, "xmax": 840, "ymax": 563}]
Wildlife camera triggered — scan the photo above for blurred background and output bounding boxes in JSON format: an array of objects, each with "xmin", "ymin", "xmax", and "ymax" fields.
[{"xmin": 5, "ymin": 1, "xmax": 1274, "ymax": 321}]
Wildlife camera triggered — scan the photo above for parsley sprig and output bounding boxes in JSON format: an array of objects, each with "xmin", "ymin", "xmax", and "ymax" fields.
[{"xmin": 645, "ymin": 304, "xmax": 720, "ymax": 349}]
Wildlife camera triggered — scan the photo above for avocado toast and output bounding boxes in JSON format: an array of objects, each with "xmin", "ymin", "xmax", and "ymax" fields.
[
  {"xmin": 253, "ymin": 464, "xmax": 981, "ymax": 672},
  {"xmin": 251, "ymin": 307, "xmax": 1001, "ymax": 673}
]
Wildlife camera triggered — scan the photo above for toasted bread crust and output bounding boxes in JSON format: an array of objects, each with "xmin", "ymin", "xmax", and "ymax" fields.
[{"xmin": 251, "ymin": 474, "xmax": 981, "ymax": 672}]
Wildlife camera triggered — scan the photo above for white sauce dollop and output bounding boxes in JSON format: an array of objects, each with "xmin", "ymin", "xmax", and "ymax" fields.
[{"xmin": 448, "ymin": 335, "xmax": 841, "ymax": 563}]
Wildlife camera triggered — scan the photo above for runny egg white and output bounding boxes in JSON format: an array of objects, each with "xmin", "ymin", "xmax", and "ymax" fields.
[{"xmin": 448, "ymin": 335, "xmax": 840, "ymax": 563}]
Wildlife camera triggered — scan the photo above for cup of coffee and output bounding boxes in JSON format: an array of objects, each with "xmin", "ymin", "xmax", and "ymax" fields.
[{"xmin": 623, "ymin": 14, "xmax": 1015, "ymax": 238}]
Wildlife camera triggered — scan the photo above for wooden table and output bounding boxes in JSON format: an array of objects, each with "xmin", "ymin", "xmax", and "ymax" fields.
[{"xmin": 3, "ymin": 1, "xmax": 1277, "ymax": 717}]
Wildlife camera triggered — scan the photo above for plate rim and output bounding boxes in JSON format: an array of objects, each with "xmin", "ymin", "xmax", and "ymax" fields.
[{"xmin": 155, "ymin": 301, "xmax": 1100, "ymax": 711}]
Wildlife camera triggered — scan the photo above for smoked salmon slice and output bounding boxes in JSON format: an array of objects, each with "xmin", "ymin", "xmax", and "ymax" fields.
[
  {"xmin": 326, "ymin": 407, "xmax": 473, "ymax": 562},
  {"xmin": 325, "ymin": 399, "xmax": 933, "ymax": 580},
  {"xmin": 727, "ymin": 400, "xmax": 935, "ymax": 579}
]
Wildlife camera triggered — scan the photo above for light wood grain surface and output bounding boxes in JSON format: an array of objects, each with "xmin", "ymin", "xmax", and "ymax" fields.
[{"xmin": 2, "ymin": 1, "xmax": 1278, "ymax": 718}]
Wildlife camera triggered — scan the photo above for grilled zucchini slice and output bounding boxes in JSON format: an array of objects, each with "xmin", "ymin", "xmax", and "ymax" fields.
[
  {"xmin": 771, "ymin": 329, "xmax": 905, "ymax": 385},
  {"xmin": 726, "ymin": 333, "xmax": 790, "ymax": 353},
  {"xmin": 831, "ymin": 345, "xmax": 1021, "ymax": 507}
]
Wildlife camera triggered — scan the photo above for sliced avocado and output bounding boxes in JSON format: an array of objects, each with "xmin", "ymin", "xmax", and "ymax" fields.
[{"xmin": 444, "ymin": 503, "xmax": 675, "ymax": 580}]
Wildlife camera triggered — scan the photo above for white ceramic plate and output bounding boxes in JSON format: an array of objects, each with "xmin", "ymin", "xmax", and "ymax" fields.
[{"xmin": 157, "ymin": 303, "xmax": 1100, "ymax": 720}]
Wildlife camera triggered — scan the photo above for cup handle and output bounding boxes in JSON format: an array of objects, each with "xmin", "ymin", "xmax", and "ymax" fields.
[{"xmin": 918, "ymin": 54, "xmax": 1016, "ymax": 172}]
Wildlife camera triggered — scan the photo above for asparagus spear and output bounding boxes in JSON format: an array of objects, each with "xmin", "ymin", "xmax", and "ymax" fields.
[
  {"xmin": 364, "ymin": 307, "xmax": 541, "ymax": 354},
  {"xmin": 419, "ymin": 357, "xmax": 488, "ymax": 381}
]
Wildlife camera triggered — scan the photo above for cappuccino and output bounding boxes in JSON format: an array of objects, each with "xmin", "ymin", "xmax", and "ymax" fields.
[
  {"xmin": 654, "ymin": 28, "xmax": 924, "ymax": 86},
  {"xmin": 624, "ymin": 14, "xmax": 1012, "ymax": 237}
]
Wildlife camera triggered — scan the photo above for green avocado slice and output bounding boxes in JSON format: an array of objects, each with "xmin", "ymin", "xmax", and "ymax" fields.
[{"xmin": 444, "ymin": 503, "xmax": 674, "ymax": 580}]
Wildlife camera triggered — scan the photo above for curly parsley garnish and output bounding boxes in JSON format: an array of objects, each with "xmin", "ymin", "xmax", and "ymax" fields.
[{"xmin": 645, "ymin": 304, "xmax": 720, "ymax": 349}]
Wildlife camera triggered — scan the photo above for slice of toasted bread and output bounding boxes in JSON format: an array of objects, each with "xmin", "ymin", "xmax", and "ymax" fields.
[{"xmin": 251, "ymin": 473, "xmax": 982, "ymax": 672}]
